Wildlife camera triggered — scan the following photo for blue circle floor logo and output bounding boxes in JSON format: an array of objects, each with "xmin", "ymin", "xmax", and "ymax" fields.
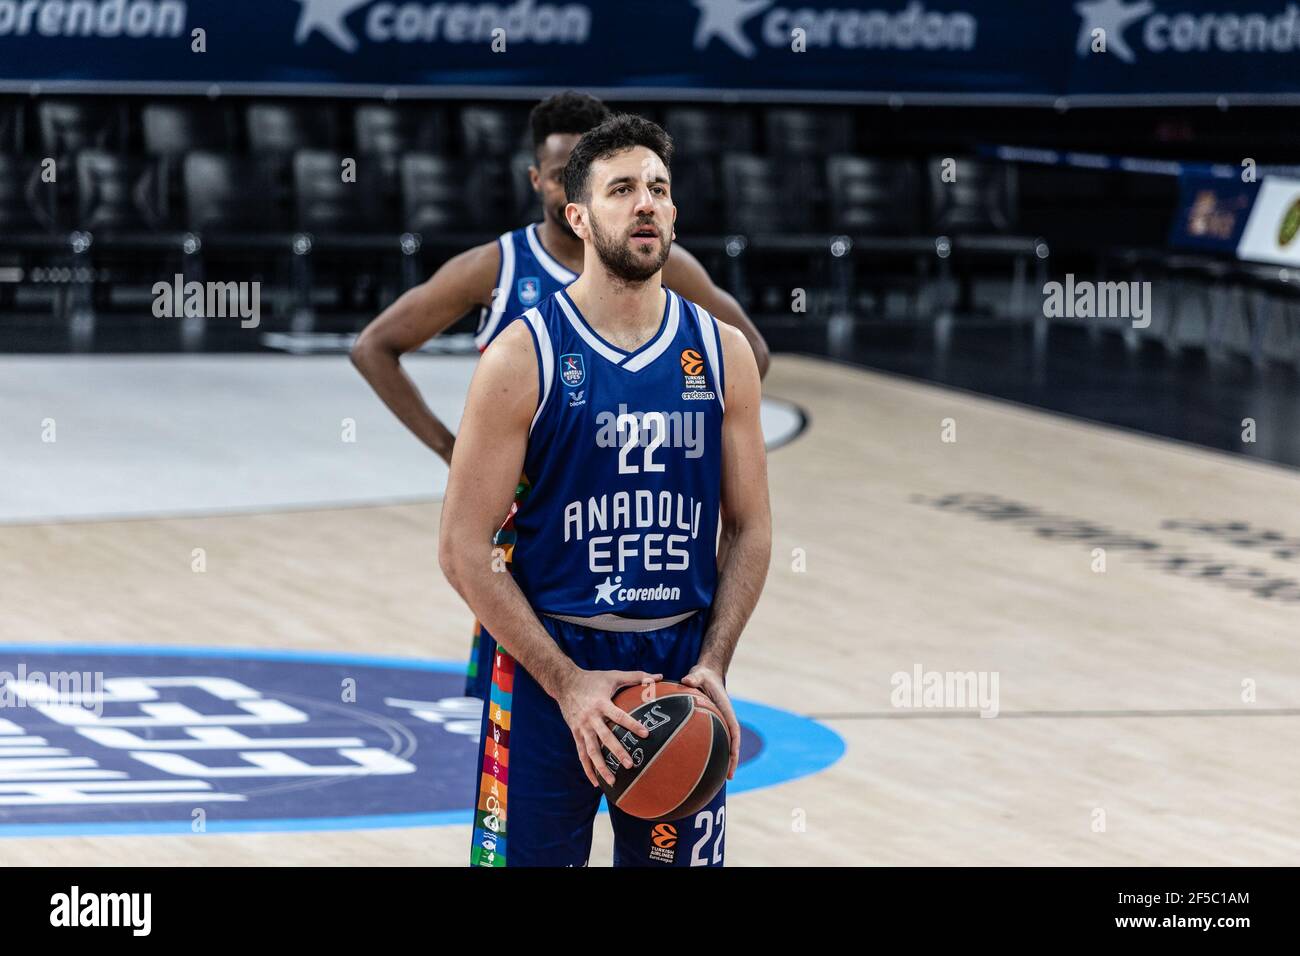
[{"xmin": 0, "ymin": 645, "xmax": 844, "ymax": 837}]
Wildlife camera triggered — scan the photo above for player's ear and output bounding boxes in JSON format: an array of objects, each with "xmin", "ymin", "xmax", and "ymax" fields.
[
  {"xmin": 528, "ymin": 164, "xmax": 541, "ymax": 192},
  {"xmin": 565, "ymin": 201, "xmax": 587, "ymax": 239}
]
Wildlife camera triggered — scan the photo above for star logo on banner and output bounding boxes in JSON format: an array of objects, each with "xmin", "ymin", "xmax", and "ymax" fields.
[
  {"xmin": 1074, "ymin": 0, "xmax": 1153, "ymax": 63},
  {"xmin": 594, "ymin": 576, "xmax": 622, "ymax": 605},
  {"xmin": 691, "ymin": 0, "xmax": 772, "ymax": 58},
  {"xmin": 292, "ymin": 0, "xmax": 372, "ymax": 53}
]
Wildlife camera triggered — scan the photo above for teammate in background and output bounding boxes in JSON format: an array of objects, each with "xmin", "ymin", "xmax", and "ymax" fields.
[
  {"xmin": 351, "ymin": 92, "xmax": 770, "ymax": 700},
  {"xmin": 440, "ymin": 114, "xmax": 770, "ymax": 866}
]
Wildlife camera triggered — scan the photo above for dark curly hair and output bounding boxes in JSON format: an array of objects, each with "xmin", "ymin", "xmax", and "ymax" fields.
[
  {"xmin": 529, "ymin": 91, "xmax": 610, "ymax": 155},
  {"xmin": 563, "ymin": 113, "xmax": 674, "ymax": 204}
]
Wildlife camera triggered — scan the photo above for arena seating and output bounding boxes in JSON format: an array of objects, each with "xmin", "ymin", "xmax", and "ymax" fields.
[{"xmin": 0, "ymin": 94, "xmax": 1184, "ymax": 345}]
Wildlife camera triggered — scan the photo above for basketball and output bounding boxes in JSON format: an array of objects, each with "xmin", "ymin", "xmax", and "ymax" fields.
[{"xmin": 599, "ymin": 681, "xmax": 730, "ymax": 822}]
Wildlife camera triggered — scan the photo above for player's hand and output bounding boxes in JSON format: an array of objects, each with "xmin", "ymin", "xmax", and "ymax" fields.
[
  {"xmin": 556, "ymin": 668, "xmax": 662, "ymax": 788},
  {"xmin": 681, "ymin": 665, "xmax": 740, "ymax": 781}
]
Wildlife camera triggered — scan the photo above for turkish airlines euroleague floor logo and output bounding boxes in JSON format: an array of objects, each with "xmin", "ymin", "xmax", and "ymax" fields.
[{"xmin": 0, "ymin": 645, "xmax": 843, "ymax": 835}]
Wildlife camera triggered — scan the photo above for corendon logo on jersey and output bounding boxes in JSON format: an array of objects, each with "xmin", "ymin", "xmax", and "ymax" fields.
[{"xmin": 593, "ymin": 575, "xmax": 683, "ymax": 605}]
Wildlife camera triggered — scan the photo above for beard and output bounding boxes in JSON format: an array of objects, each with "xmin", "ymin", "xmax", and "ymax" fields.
[
  {"xmin": 588, "ymin": 210, "xmax": 671, "ymax": 284},
  {"xmin": 549, "ymin": 200, "xmax": 578, "ymax": 241}
]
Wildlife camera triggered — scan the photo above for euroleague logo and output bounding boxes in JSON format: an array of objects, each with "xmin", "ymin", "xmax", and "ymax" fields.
[
  {"xmin": 652, "ymin": 823, "xmax": 677, "ymax": 848},
  {"xmin": 0, "ymin": 645, "xmax": 844, "ymax": 836},
  {"xmin": 649, "ymin": 821, "xmax": 678, "ymax": 863},
  {"xmin": 680, "ymin": 348, "xmax": 715, "ymax": 401}
]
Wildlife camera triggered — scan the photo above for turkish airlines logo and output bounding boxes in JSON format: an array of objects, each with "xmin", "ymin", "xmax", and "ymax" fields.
[{"xmin": 291, "ymin": 0, "xmax": 591, "ymax": 52}]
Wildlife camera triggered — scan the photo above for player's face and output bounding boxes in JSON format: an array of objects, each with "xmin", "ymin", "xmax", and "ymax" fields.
[
  {"xmin": 532, "ymin": 132, "xmax": 582, "ymax": 240},
  {"xmin": 583, "ymin": 146, "xmax": 675, "ymax": 283}
]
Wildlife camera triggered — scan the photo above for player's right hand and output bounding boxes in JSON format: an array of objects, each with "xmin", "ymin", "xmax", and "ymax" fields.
[{"xmin": 556, "ymin": 668, "xmax": 662, "ymax": 788}]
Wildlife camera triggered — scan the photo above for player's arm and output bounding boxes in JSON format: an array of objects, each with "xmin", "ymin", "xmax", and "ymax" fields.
[
  {"xmin": 438, "ymin": 322, "xmax": 658, "ymax": 787},
  {"xmin": 681, "ymin": 323, "xmax": 772, "ymax": 780},
  {"xmin": 350, "ymin": 241, "xmax": 500, "ymax": 463},
  {"xmin": 663, "ymin": 243, "xmax": 771, "ymax": 380}
]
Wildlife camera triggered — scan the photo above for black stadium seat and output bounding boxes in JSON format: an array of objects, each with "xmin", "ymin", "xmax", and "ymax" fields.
[
  {"xmin": 458, "ymin": 104, "xmax": 528, "ymax": 157},
  {"xmin": 664, "ymin": 108, "xmax": 756, "ymax": 158},
  {"xmin": 38, "ymin": 99, "xmax": 129, "ymax": 156},
  {"xmin": 141, "ymin": 103, "xmax": 239, "ymax": 232},
  {"xmin": 246, "ymin": 102, "xmax": 340, "ymax": 155},
  {"xmin": 667, "ymin": 157, "xmax": 725, "ymax": 238},
  {"xmin": 721, "ymin": 153, "xmax": 824, "ymax": 234},
  {"xmin": 720, "ymin": 153, "xmax": 833, "ymax": 312},
  {"xmin": 183, "ymin": 152, "xmax": 292, "ymax": 237},
  {"xmin": 765, "ymin": 108, "xmax": 854, "ymax": 157},
  {"xmin": 925, "ymin": 156, "xmax": 1046, "ymax": 320},
  {"xmin": 0, "ymin": 155, "xmax": 61, "ymax": 241},
  {"xmin": 75, "ymin": 150, "xmax": 162, "ymax": 235},
  {"xmin": 142, "ymin": 102, "xmax": 239, "ymax": 155},
  {"xmin": 293, "ymin": 150, "xmax": 391, "ymax": 236},
  {"xmin": 927, "ymin": 156, "xmax": 1018, "ymax": 234},
  {"xmin": 401, "ymin": 152, "xmax": 473, "ymax": 237},
  {"xmin": 827, "ymin": 156, "xmax": 922, "ymax": 236},
  {"xmin": 354, "ymin": 104, "xmax": 450, "ymax": 233},
  {"xmin": 0, "ymin": 99, "xmax": 28, "ymax": 154},
  {"xmin": 826, "ymin": 156, "xmax": 938, "ymax": 319},
  {"xmin": 354, "ymin": 103, "xmax": 448, "ymax": 155}
]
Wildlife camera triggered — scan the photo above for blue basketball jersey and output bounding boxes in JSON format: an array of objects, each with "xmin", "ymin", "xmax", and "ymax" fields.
[
  {"xmin": 475, "ymin": 222, "xmax": 578, "ymax": 351},
  {"xmin": 508, "ymin": 286, "xmax": 726, "ymax": 619}
]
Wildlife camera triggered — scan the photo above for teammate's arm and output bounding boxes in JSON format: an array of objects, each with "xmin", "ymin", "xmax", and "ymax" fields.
[
  {"xmin": 681, "ymin": 323, "xmax": 772, "ymax": 780},
  {"xmin": 663, "ymin": 244, "xmax": 771, "ymax": 380},
  {"xmin": 350, "ymin": 242, "xmax": 500, "ymax": 463},
  {"xmin": 438, "ymin": 322, "xmax": 658, "ymax": 788}
]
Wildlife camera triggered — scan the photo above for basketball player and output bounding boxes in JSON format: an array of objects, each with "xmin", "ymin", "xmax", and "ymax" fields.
[
  {"xmin": 350, "ymin": 92, "xmax": 770, "ymax": 700},
  {"xmin": 440, "ymin": 115, "xmax": 771, "ymax": 867}
]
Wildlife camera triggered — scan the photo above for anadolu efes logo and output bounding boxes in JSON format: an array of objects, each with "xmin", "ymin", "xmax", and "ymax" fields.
[
  {"xmin": 291, "ymin": 0, "xmax": 592, "ymax": 52},
  {"xmin": 1075, "ymin": 0, "xmax": 1300, "ymax": 64},
  {"xmin": 0, "ymin": 645, "xmax": 843, "ymax": 836}
]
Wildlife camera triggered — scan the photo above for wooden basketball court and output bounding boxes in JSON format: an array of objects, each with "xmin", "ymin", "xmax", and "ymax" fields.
[{"xmin": 2, "ymin": 353, "xmax": 1297, "ymax": 865}]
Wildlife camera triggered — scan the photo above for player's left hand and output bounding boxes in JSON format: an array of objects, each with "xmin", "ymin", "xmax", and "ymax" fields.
[{"xmin": 681, "ymin": 665, "xmax": 740, "ymax": 781}]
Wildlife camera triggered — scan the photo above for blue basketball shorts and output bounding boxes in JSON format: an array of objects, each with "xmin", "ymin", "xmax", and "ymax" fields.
[
  {"xmin": 464, "ymin": 620, "xmax": 494, "ymax": 700},
  {"xmin": 469, "ymin": 612, "xmax": 727, "ymax": 868}
]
